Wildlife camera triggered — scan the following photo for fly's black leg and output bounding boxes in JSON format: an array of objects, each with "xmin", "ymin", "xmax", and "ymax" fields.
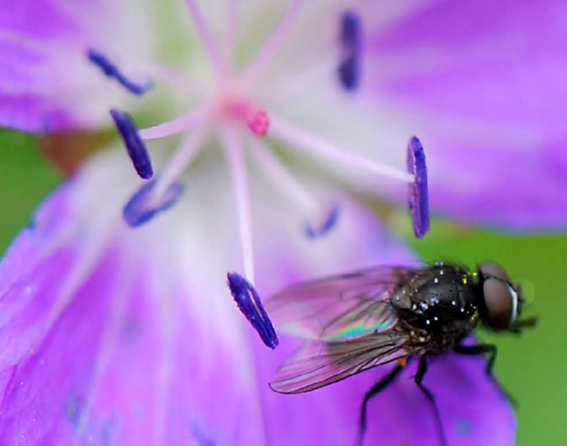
[
  {"xmin": 454, "ymin": 343, "xmax": 517, "ymax": 406},
  {"xmin": 356, "ymin": 364, "xmax": 403, "ymax": 446},
  {"xmin": 415, "ymin": 356, "xmax": 447, "ymax": 446}
]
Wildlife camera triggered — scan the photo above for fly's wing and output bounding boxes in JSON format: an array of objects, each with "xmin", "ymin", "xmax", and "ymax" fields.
[
  {"xmin": 270, "ymin": 332, "xmax": 424, "ymax": 393},
  {"xmin": 265, "ymin": 267, "xmax": 417, "ymax": 341}
]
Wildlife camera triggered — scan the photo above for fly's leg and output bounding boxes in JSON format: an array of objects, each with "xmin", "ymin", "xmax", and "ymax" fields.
[
  {"xmin": 454, "ymin": 343, "xmax": 517, "ymax": 406},
  {"xmin": 415, "ymin": 355, "xmax": 447, "ymax": 446},
  {"xmin": 356, "ymin": 364, "xmax": 403, "ymax": 446}
]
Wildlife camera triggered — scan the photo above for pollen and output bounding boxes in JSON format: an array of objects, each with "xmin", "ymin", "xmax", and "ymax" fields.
[{"xmin": 397, "ymin": 357, "xmax": 408, "ymax": 367}]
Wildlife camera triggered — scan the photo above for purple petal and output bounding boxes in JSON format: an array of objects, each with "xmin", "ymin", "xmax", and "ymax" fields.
[
  {"xmin": 365, "ymin": 0, "xmax": 567, "ymax": 228},
  {"xmin": 339, "ymin": 351, "xmax": 516, "ymax": 446},
  {"xmin": 427, "ymin": 140, "xmax": 567, "ymax": 229},
  {"xmin": 0, "ymin": 1, "xmax": 155, "ymax": 131},
  {"xmin": 370, "ymin": 0, "xmax": 567, "ymax": 134},
  {"xmin": 0, "ymin": 153, "xmax": 420, "ymax": 445}
]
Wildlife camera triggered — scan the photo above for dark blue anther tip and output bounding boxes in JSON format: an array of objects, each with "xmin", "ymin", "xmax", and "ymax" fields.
[
  {"xmin": 88, "ymin": 48, "xmax": 153, "ymax": 95},
  {"xmin": 407, "ymin": 136, "xmax": 429, "ymax": 238},
  {"xmin": 306, "ymin": 205, "xmax": 340, "ymax": 238},
  {"xmin": 227, "ymin": 272, "xmax": 279, "ymax": 349},
  {"xmin": 338, "ymin": 11, "xmax": 362, "ymax": 91},
  {"xmin": 110, "ymin": 109, "xmax": 153, "ymax": 179},
  {"xmin": 123, "ymin": 179, "xmax": 184, "ymax": 227}
]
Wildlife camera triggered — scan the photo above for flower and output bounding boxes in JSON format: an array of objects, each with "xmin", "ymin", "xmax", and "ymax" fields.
[{"xmin": 0, "ymin": 0, "xmax": 552, "ymax": 444}]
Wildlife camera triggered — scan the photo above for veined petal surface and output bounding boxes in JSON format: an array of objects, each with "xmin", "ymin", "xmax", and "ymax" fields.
[
  {"xmin": 0, "ymin": 147, "xmax": 414, "ymax": 445},
  {"xmin": 363, "ymin": 0, "xmax": 567, "ymax": 229}
]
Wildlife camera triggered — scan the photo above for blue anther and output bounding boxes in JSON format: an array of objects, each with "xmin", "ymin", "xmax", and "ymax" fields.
[
  {"xmin": 338, "ymin": 11, "xmax": 362, "ymax": 91},
  {"xmin": 306, "ymin": 205, "xmax": 340, "ymax": 238},
  {"xmin": 88, "ymin": 48, "xmax": 153, "ymax": 95},
  {"xmin": 110, "ymin": 109, "xmax": 153, "ymax": 180},
  {"xmin": 123, "ymin": 179, "xmax": 185, "ymax": 227},
  {"xmin": 407, "ymin": 136, "xmax": 430, "ymax": 238},
  {"xmin": 227, "ymin": 272, "xmax": 279, "ymax": 349}
]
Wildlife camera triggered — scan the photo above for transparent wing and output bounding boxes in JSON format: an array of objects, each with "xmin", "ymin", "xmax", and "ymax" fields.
[
  {"xmin": 265, "ymin": 267, "xmax": 417, "ymax": 340},
  {"xmin": 270, "ymin": 332, "xmax": 423, "ymax": 393}
]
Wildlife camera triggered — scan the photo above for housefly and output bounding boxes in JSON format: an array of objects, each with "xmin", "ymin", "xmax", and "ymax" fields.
[{"xmin": 265, "ymin": 262, "xmax": 536, "ymax": 446}]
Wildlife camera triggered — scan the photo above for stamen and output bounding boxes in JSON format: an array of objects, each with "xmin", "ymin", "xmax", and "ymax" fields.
[
  {"xmin": 223, "ymin": 101, "xmax": 270, "ymax": 137},
  {"xmin": 223, "ymin": 0, "xmax": 238, "ymax": 69},
  {"xmin": 248, "ymin": 139, "xmax": 338, "ymax": 237},
  {"xmin": 152, "ymin": 128, "xmax": 210, "ymax": 200},
  {"xmin": 183, "ymin": 0, "xmax": 225, "ymax": 78},
  {"xmin": 242, "ymin": 0, "xmax": 305, "ymax": 86},
  {"xmin": 110, "ymin": 109, "xmax": 153, "ymax": 179},
  {"xmin": 226, "ymin": 272, "xmax": 279, "ymax": 349},
  {"xmin": 221, "ymin": 126, "xmax": 255, "ymax": 282},
  {"xmin": 123, "ymin": 178, "xmax": 185, "ymax": 227},
  {"xmin": 139, "ymin": 107, "xmax": 210, "ymax": 140},
  {"xmin": 306, "ymin": 205, "xmax": 339, "ymax": 238},
  {"xmin": 338, "ymin": 11, "xmax": 362, "ymax": 91},
  {"xmin": 88, "ymin": 49, "xmax": 153, "ymax": 95},
  {"xmin": 270, "ymin": 116, "xmax": 414, "ymax": 182},
  {"xmin": 135, "ymin": 64, "xmax": 200, "ymax": 93},
  {"xmin": 407, "ymin": 136, "xmax": 429, "ymax": 238}
]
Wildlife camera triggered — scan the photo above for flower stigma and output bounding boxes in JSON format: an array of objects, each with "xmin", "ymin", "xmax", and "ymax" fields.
[{"xmin": 88, "ymin": 0, "xmax": 429, "ymax": 311}]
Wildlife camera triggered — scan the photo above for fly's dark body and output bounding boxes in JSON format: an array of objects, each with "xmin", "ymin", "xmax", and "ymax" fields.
[
  {"xmin": 267, "ymin": 261, "xmax": 536, "ymax": 446},
  {"xmin": 391, "ymin": 264, "xmax": 479, "ymax": 354}
]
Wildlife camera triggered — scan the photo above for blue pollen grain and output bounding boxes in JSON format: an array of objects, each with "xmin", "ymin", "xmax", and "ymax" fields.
[
  {"xmin": 227, "ymin": 272, "xmax": 279, "ymax": 349},
  {"xmin": 110, "ymin": 109, "xmax": 153, "ymax": 180},
  {"xmin": 338, "ymin": 11, "xmax": 362, "ymax": 91},
  {"xmin": 88, "ymin": 48, "xmax": 153, "ymax": 95}
]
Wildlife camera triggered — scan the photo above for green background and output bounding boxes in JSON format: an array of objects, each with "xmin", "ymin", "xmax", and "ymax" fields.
[{"xmin": 0, "ymin": 130, "xmax": 564, "ymax": 445}]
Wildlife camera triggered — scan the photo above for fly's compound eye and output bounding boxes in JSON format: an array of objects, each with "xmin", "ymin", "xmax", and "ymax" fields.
[{"xmin": 479, "ymin": 262, "xmax": 519, "ymax": 331}]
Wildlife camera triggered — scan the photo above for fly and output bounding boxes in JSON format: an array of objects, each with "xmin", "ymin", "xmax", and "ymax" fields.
[{"xmin": 265, "ymin": 262, "xmax": 536, "ymax": 446}]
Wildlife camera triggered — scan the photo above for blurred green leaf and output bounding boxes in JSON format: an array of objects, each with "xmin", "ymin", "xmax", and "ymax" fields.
[{"xmin": 0, "ymin": 129, "xmax": 61, "ymax": 252}]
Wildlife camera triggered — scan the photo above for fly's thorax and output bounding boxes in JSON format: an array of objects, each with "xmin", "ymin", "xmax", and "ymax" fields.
[{"xmin": 391, "ymin": 264, "xmax": 479, "ymax": 341}]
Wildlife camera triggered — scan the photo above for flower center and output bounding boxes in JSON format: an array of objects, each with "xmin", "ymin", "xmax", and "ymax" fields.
[
  {"xmin": 218, "ymin": 97, "xmax": 270, "ymax": 138},
  {"xmin": 89, "ymin": 0, "xmax": 429, "ymax": 322}
]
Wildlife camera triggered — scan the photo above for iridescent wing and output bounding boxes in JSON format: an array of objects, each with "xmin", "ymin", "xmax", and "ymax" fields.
[
  {"xmin": 270, "ymin": 333, "xmax": 424, "ymax": 393},
  {"xmin": 265, "ymin": 266, "xmax": 417, "ymax": 341}
]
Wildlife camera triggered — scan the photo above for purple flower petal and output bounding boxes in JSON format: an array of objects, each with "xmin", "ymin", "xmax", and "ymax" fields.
[
  {"xmin": 365, "ymin": 0, "xmax": 567, "ymax": 228},
  {"xmin": 429, "ymin": 141, "xmax": 567, "ymax": 229},
  {"xmin": 0, "ymin": 0, "xmax": 156, "ymax": 131},
  {"xmin": 0, "ymin": 150, "xmax": 428, "ymax": 444},
  {"xmin": 341, "ymin": 350, "xmax": 516, "ymax": 446}
]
